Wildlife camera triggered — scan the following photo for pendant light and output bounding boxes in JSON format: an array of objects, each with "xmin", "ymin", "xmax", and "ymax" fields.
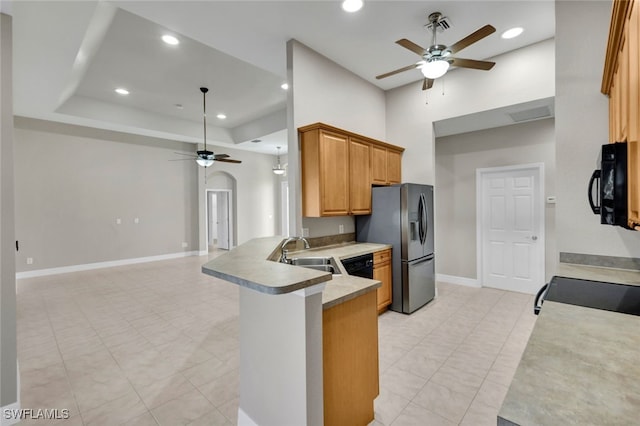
[{"xmin": 273, "ymin": 146, "xmax": 285, "ymax": 175}]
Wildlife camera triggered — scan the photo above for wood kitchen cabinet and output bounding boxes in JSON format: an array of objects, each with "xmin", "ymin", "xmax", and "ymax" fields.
[
  {"xmin": 373, "ymin": 248, "xmax": 392, "ymax": 314},
  {"xmin": 323, "ymin": 290, "xmax": 378, "ymax": 426},
  {"xmin": 300, "ymin": 122, "xmax": 404, "ymax": 217},
  {"xmin": 602, "ymin": 0, "xmax": 640, "ymax": 228},
  {"xmin": 372, "ymin": 145, "xmax": 403, "ymax": 186}
]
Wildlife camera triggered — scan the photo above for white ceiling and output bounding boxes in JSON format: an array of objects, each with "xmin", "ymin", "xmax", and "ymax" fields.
[{"xmin": 10, "ymin": 1, "xmax": 556, "ymax": 155}]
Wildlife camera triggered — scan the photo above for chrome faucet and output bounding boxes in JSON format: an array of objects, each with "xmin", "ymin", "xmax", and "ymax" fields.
[{"xmin": 279, "ymin": 236, "xmax": 311, "ymax": 263}]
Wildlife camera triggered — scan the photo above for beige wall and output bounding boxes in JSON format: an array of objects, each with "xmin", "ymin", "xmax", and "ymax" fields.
[
  {"xmin": 14, "ymin": 118, "xmax": 200, "ymax": 272},
  {"xmin": 555, "ymin": 0, "xmax": 640, "ymax": 259},
  {"xmin": 435, "ymin": 119, "xmax": 556, "ymax": 281},
  {"xmin": 14, "ymin": 118, "xmax": 280, "ymax": 272},
  {"xmin": 287, "ymin": 40, "xmax": 386, "ymax": 238}
]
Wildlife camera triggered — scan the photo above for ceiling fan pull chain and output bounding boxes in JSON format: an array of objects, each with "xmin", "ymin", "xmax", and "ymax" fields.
[{"xmin": 442, "ymin": 78, "xmax": 445, "ymax": 96}]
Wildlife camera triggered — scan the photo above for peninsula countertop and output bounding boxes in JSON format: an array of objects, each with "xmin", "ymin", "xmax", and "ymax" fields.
[
  {"xmin": 499, "ymin": 263, "xmax": 640, "ymax": 425},
  {"xmin": 201, "ymin": 236, "xmax": 391, "ymax": 309}
]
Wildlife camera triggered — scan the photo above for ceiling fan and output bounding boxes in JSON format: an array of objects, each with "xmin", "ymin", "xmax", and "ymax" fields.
[
  {"xmin": 173, "ymin": 87, "xmax": 241, "ymax": 168},
  {"xmin": 376, "ymin": 12, "xmax": 496, "ymax": 90}
]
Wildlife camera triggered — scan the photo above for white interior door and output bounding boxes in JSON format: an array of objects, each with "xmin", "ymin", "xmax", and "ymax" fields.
[
  {"xmin": 478, "ymin": 165, "xmax": 544, "ymax": 294},
  {"xmin": 217, "ymin": 192, "xmax": 230, "ymax": 250}
]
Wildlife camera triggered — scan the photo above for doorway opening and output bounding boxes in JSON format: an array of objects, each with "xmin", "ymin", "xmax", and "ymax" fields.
[
  {"xmin": 476, "ymin": 163, "xmax": 545, "ymax": 294},
  {"xmin": 206, "ymin": 189, "xmax": 233, "ymax": 252}
]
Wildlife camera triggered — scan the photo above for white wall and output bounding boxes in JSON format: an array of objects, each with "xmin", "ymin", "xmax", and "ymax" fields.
[
  {"xmin": 436, "ymin": 119, "xmax": 556, "ymax": 281},
  {"xmin": 555, "ymin": 0, "xmax": 640, "ymax": 259},
  {"xmin": 287, "ymin": 40, "xmax": 386, "ymax": 237},
  {"xmin": 386, "ymin": 39, "xmax": 556, "ymax": 185}
]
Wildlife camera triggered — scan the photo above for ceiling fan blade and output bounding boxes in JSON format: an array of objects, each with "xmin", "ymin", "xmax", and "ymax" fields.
[
  {"xmin": 216, "ymin": 158, "xmax": 242, "ymax": 164},
  {"xmin": 396, "ymin": 39, "xmax": 426, "ymax": 56},
  {"xmin": 422, "ymin": 78, "xmax": 434, "ymax": 91},
  {"xmin": 214, "ymin": 153, "xmax": 230, "ymax": 159},
  {"xmin": 450, "ymin": 57, "xmax": 496, "ymax": 70},
  {"xmin": 448, "ymin": 25, "xmax": 496, "ymax": 54},
  {"xmin": 376, "ymin": 63, "xmax": 420, "ymax": 80}
]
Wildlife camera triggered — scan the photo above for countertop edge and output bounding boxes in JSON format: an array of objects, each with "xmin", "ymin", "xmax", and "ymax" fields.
[{"xmin": 201, "ymin": 265, "xmax": 332, "ymax": 295}]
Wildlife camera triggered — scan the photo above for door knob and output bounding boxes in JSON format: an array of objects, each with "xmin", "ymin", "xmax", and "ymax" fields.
[{"xmin": 531, "ymin": 235, "xmax": 538, "ymax": 241}]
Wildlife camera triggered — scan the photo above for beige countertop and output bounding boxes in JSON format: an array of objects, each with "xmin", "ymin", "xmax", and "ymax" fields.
[
  {"xmin": 201, "ymin": 237, "xmax": 391, "ymax": 309},
  {"xmin": 499, "ymin": 300, "xmax": 640, "ymax": 425}
]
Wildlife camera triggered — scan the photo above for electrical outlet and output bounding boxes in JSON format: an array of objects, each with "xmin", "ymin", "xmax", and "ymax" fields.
[
  {"xmin": 338, "ymin": 224, "xmax": 344, "ymax": 234},
  {"xmin": 182, "ymin": 242, "xmax": 188, "ymax": 248},
  {"xmin": 26, "ymin": 257, "xmax": 33, "ymax": 265},
  {"xmin": 302, "ymin": 228, "xmax": 309, "ymax": 237},
  {"xmin": 134, "ymin": 217, "xmax": 140, "ymax": 224},
  {"xmin": 116, "ymin": 218, "xmax": 122, "ymax": 225}
]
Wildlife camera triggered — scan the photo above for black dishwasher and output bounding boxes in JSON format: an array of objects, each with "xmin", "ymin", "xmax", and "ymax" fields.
[{"xmin": 342, "ymin": 253, "xmax": 374, "ymax": 279}]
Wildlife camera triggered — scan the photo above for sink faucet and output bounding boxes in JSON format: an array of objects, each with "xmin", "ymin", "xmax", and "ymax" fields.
[{"xmin": 279, "ymin": 236, "xmax": 311, "ymax": 263}]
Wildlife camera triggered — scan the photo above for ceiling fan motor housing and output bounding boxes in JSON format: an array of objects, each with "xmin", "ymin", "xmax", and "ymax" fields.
[{"xmin": 424, "ymin": 12, "xmax": 451, "ymax": 33}]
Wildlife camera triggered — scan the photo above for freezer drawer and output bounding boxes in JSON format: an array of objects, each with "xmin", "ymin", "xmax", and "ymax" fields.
[{"xmin": 401, "ymin": 256, "xmax": 435, "ymax": 313}]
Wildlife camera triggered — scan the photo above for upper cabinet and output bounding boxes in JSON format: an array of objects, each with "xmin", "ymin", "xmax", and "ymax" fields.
[
  {"xmin": 602, "ymin": 0, "xmax": 640, "ymax": 228},
  {"xmin": 299, "ymin": 123, "xmax": 404, "ymax": 217},
  {"xmin": 371, "ymin": 145, "xmax": 402, "ymax": 186}
]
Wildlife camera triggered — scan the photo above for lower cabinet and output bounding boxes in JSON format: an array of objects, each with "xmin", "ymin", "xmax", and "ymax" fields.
[
  {"xmin": 323, "ymin": 290, "xmax": 379, "ymax": 426},
  {"xmin": 374, "ymin": 249, "xmax": 392, "ymax": 314}
]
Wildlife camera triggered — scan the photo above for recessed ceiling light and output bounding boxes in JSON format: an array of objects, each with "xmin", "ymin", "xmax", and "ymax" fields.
[
  {"xmin": 342, "ymin": 0, "xmax": 363, "ymax": 12},
  {"xmin": 115, "ymin": 88, "xmax": 129, "ymax": 95},
  {"xmin": 216, "ymin": 113, "xmax": 227, "ymax": 120},
  {"xmin": 162, "ymin": 34, "xmax": 179, "ymax": 45},
  {"xmin": 501, "ymin": 27, "xmax": 524, "ymax": 39},
  {"xmin": 281, "ymin": 83, "xmax": 289, "ymax": 90}
]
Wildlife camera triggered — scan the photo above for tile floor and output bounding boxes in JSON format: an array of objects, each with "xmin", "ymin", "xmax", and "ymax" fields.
[{"xmin": 15, "ymin": 255, "xmax": 536, "ymax": 425}]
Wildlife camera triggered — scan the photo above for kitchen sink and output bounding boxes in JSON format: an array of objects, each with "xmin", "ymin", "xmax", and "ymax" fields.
[{"xmin": 288, "ymin": 256, "xmax": 342, "ymax": 275}]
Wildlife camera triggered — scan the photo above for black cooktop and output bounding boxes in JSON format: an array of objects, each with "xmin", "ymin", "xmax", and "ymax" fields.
[{"xmin": 545, "ymin": 276, "xmax": 640, "ymax": 316}]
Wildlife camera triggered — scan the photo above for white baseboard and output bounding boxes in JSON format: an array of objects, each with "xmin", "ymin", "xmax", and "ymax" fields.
[
  {"xmin": 16, "ymin": 251, "xmax": 200, "ymax": 279},
  {"xmin": 436, "ymin": 273, "xmax": 480, "ymax": 288},
  {"xmin": 198, "ymin": 250, "xmax": 209, "ymax": 256}
]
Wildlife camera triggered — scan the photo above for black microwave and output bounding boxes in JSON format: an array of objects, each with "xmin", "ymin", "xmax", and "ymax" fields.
[{"xmin": 588, "ymin": 142, "xmax": 629, "ymax": 228}]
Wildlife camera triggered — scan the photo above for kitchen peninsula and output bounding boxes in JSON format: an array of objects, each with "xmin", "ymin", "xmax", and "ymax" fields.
[{"xmin": 202, "ymin": 236, "xmax": 390, "ymax": 426}]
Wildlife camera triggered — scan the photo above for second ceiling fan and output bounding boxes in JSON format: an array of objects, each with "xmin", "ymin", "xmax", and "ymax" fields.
[{"xmin": 377, "ymin": 12, "xmax": 496, "ymax": 90}]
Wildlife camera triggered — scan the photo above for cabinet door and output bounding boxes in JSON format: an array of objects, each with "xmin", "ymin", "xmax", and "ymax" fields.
[
  {"xmin": 349, "ymin": 138, "xmax": 372, "ymax": 215},
  {"xmin": 387, "ymin": 150, "xmax": 402, "ymax": 184},
  {"xmin": 371, "ymin": 145, "xmax": 388, "ymax": 185},
  {"xmin": 320, "ymin": 131, "xmax": 350, "ymax": 216},
  {"xmin": 373, "ymin": 249, "xmax": 392, "ymax": 313}
]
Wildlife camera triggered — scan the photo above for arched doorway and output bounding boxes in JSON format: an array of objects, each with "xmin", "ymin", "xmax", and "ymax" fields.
[{"xmin": 205, "ymin": 171, "xmax": 237, "ymax": 252}]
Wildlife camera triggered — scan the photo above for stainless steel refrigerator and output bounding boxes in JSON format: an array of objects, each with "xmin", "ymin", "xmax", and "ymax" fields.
[{"xmin": 356, "ymin": 183, "xmax": 435, "ymax": 314}]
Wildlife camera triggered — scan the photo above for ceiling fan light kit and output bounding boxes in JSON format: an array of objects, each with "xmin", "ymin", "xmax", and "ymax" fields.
[
  {"xmin": 376, "ymin": 11, "xmax": 496, "ymax": 91},
  {"xmin": 420, "ymin": 59, "xmax": 450, "ymax": 79}
]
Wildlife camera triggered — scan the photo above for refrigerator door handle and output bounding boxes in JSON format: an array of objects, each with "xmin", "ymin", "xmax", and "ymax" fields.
[{"xmin": 418, "ymin": 193, "xmax": 427, "ymax": 246}]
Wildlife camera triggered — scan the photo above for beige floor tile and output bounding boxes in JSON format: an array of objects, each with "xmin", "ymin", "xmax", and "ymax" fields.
[
  {"xmin": 379, "ymin": 365, "xmax": 428, "ymax": 401},
  {"xmin": 390, "ymin": 402, "xmax": 455, "ymax": 426},
  {"xmin": 459, "ymin": 399, "xmax": 500, "ymax": 426},
  {"xmin": 412, "ymin": 379, "xmax": 477, "ymax": 424},
  {"xmin": 80, "ymin": 389, "xmax": 148, "ymax": 425},
  {"xmin": 150, "ymin": 388, "xmax": 215, "ymax": 426},
  {"xmin": 196, "ymin": 369, "xmax": 239, "ymax": 408},
  {"xmin": 15, "ymin": 256, "xmax": 535, "ymax": 426},
  {"xmin": 474, "ymin": 379, "xmax": 510, "ymax": 409},
  {"xmin": 373, "ymin": 388, "xmax": 410, "ymax": 425}
]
